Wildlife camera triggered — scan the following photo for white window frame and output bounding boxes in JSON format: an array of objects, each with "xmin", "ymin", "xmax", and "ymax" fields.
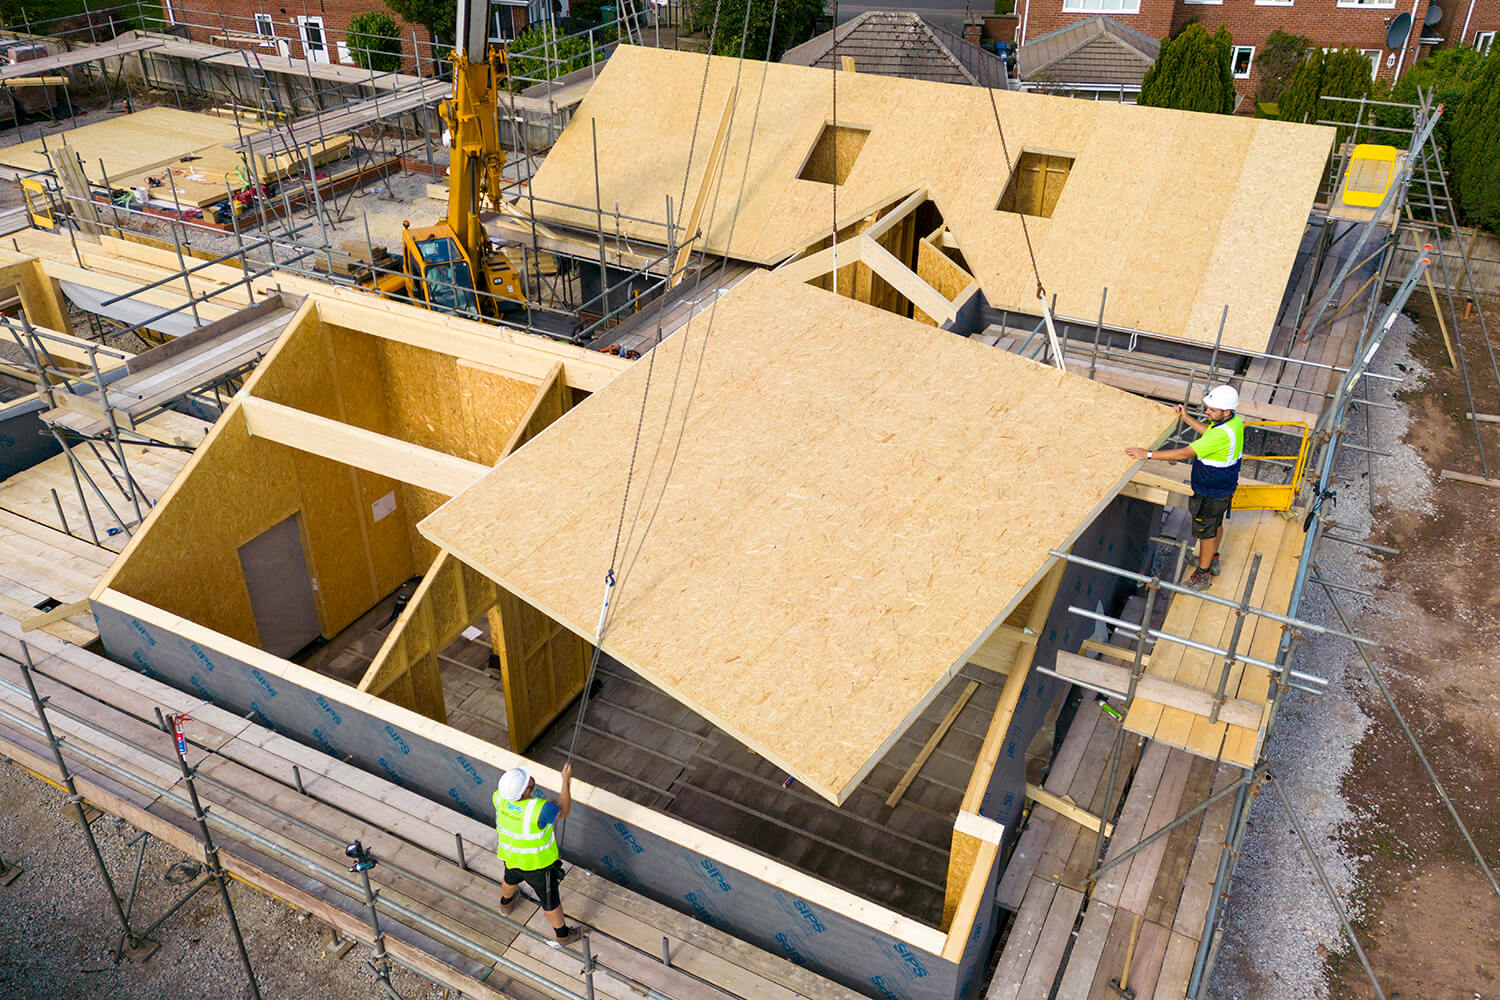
[
  {"xmin": 253, "ymin": 12, "xmax": 275, "ymax": 36},
  {"xmin": 1477, "ymin": 30, "xmax": 1496, "ymax": 53},
  {"xmin": 1337, "ymin": 0, "xmax": 1396, "ymax": 9},
  {"xmin": 1254, "ymin": 0, "xmax": 1292, "ymax": 7},
  {"xmin": 295, "ymin": 15, "xmax": 329, "ymax": 63},
  {"xmin": 1231, "ymin": 45, "xmax": 1255, "ymax": 78},
  {"xmin": 1182, "ymin": 0, "xmax": 1221, "ymax": 6},
  {"xmin": 1061, "ymin": 0, "xmax": 1141, "ymax": 13}
]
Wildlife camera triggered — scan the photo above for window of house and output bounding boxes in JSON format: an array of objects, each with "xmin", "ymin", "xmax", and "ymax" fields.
[
  {"xmin": 1337, "ymin": 0, "xmax": 1396, "ymax": 9},
  {"xmin": 1231, "ymin": 46, "xmax": 1255, "ymax": 78},
  {"xmin": 1360, "ymin": 48, "xmax": 1381, "ymax": 78},
  {"xmin": 1477, "ymin": 30, "xmax": 1496, "ymax": 53},
  {"xmin": 1061, "ymin": 0, "xmax": 1141, "ymax": 14},
  {"xmin": 254, "ymin": 12, "xmax": 274, "ymax": 35},
  {"xmin": 1254, "ymin": 0, "xmax": 1292, "ymax": 6},
  {"xmin": 1182, "ymin": 0, "xmax": 1221, "ymax": 6}
]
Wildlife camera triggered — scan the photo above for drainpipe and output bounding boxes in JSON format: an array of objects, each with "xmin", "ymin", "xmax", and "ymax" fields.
[
  {"xmin": 1020, "ymin": 0, "xmax": 1030, "ymax": 46},
  {"xmin": 1392, "ymin": 0, "xmax": 1424, "ymax": 83},
  {"xmin": 1461, "ymin": 0, "xmax": 1477, "ymax": 45}
]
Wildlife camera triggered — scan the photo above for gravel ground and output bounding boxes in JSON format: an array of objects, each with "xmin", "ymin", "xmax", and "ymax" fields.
[
  {"xmin": 1210, "ymin": 314, "xmax": 1432, "ymax": 1000},
  {"xmin": 0, "ymin": 758, "xmax": 447, "ymax": 1000}
]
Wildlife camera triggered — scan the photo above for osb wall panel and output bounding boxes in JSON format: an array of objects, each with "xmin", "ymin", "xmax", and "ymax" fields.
[
  {"xmin": 109, "ymin": 410, "xmax": 414, "ymax": 648},
  {"xmin": 375, "ymin": 341, "xmax": 537, "ymax": 465},
  {"xmin": 110, "ymin": 413, "xmax": 305, "ymax": 646},
  {"xmin": 399, "ymin": 483, "xmax": 448, "ymax": 569},
  {"xmin": 918, "ymin": 237, "xmax": 972, "ymax": 303},
  {"xmin": 322, "ymin": 324, "xmax": 394, "ymax": 435},
  {"xmin": 420, "ymin": 272, "xmax": 1174, "ymax": 803},
  {"xmin": 255, "ymin": 319, "xmax": 538, "ymax": 605},
  {"xmin": 247, "ymin": 313, "xmax": 342, "ymax": 420},
  {"xmin": 526, "ymin": 46, "xmax": 1334, "ymax": 352},
  {"xmin": 295, "ymin": 451, "xmax": 416, "ymax": 637},
  {"xmin": 492, "ymin": 586, "xmax": 589, "ymax": 753},
  {"xmin": 456, "ymin": 359, "xmax": 540, "ymax": 465}
]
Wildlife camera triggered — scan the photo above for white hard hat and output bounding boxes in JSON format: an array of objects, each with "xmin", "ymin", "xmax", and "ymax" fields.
[
  {"xmin": 1203, "ymin": 385, "xmax": 1239, "ymax": 411},
  {"xmin": 497, "ymin": 767, "xmax": 531, "ymax": 801}
]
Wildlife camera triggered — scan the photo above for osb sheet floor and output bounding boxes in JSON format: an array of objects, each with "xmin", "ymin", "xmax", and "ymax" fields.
[
  {"xmin": 0, "ymin": 410, "xmax": 209, "ymax": 552},
  {"xmin": 525, "ymin": 656, "xmax": 1009, "ymax": 927},
  {"xmin": 420, "ymin": 272, "xmax": 1171, "ymax": 804}
]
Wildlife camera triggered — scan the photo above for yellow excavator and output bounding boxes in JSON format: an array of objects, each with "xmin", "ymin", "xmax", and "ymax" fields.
[{"xmin": 377, "ymin": 0, "xmax": 526, "ymax": 316}]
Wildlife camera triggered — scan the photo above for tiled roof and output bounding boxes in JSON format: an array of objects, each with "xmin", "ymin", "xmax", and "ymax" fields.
[
  {"xmin": 1019, "ymin": 16, "xmax": 1157, "ymax": 88},
  {"xmin": 780, "ymin": 11, "xmax": 1010, "ymax": 88}
]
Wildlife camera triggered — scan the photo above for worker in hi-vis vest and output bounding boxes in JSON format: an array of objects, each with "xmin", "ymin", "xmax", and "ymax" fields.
[
  {"xmin": 495, "ymin": 762, "xmax": 582, "ymax": 946},
  {"xmin": 1125, "ymin": 384, "xmax": 1244, "ymax": 593}
]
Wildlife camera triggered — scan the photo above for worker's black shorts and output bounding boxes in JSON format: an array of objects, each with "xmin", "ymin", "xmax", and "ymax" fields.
[
  {"xmin": 1188, "ymin": 493, "xmax": 1233, "ymax": 540},
  {"xmin": 503, "ymin": 860, "xmax": 564, "ymax": 910}
]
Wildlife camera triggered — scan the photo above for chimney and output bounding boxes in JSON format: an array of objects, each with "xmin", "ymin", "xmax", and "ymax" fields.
[{"xmin": 964, "ymin": 16, "xmax": 983, "ymax": 47}]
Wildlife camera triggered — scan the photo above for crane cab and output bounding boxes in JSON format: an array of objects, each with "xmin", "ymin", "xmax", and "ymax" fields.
[{"xmin": 401, "ymin": 222, "xmax": 483, "ymax": 317}]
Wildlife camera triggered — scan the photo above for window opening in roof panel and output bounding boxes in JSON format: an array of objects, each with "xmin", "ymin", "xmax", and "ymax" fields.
[
  {"xmin": 997, "ymin": 150, "xmax": 1075, "ymax": 218},
  {"xmin": 798, "ymin": 123, "xmax": 872, "ymax": 186}
]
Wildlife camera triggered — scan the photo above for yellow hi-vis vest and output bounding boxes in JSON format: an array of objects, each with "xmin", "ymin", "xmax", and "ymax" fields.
[{"xmin": 494, "ymin": 792, "xmax": 559, "ymax": 871}]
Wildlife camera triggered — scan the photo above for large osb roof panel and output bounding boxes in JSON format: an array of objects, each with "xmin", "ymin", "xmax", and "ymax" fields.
[
  {"xmin": 525, "ymin": 46, "xmax": 1333, "ymax": 353},
  {"xmin": 419, "ymin": 271, "xmax": 1173, "ymax": 804}
]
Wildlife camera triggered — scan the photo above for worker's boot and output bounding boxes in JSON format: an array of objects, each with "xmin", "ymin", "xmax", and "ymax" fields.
[
  {"xmin": 551, "ymin": 925, "xmax": 583, "ymax": 947},
  {"xmin": 1210, "ymin": 553, "xmax": 1222, "ymax": 576},
  {"xmin": 1183, "ymin": 566, "xmax": 1213, "ymax": 592},
  {"xmin": 500, "ymin": 892, "xmax": 517, "ymax": 916}
]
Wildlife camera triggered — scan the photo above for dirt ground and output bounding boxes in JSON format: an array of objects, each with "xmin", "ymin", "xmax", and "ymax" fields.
[
  {"xmin": 1327, "ymin": 295, "xmax": 1500, "ymax": 999},
  {"xmin": 0, "ymin": 759, "xmax": 447, "ymax": 1000}
]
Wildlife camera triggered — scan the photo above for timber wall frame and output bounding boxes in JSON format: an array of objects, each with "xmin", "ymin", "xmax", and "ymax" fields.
[
  {"xmin": 88, "ymin": 493, "xmax": 1156, "ymax": 1000},
  {"xmin": 54, "ymin": 232, "xmax": 1162, "ymax": 998}
]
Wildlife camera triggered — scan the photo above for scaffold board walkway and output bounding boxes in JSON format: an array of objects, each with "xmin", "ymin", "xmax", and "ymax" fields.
[
  {"xmin": 989, "ymin": 697, "xmax": 1239, "ymax": 1000},
  {"xmin": 1119, "ymin": 509, "xmax": 1305, "ymax": 768},
  {"xmin": 0, "ymin": 36, "xmax": 163, "ymax": 81},
  {"xmin": 0, "ymin": 620, "xmax": 861, "ymax": 1000}
]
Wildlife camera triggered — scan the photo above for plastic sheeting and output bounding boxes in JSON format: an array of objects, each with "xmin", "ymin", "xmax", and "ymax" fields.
[{"xmin": 59, "ymin": 279, "xmax": 200, "ymax": 338}]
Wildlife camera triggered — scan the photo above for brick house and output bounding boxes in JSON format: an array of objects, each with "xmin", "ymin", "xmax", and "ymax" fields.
[
  {"xmin": 1016, "ymin": 0, "xmax": 1500, "ymax": 106},
  {"xmin": 174, "ymin": 0, "xmax": 532, "ymax": 70}
]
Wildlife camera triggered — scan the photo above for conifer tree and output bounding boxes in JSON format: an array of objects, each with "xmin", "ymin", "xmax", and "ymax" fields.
[
  {"xmin": 1451, "ymin": 50, "xmax": 1500, "ymax": 232},
  {"xmin": 1317, "ymin": 47, "xmax": 1375, "ymax": 127},
  {"xmin": 1277, "ymin": 47, "xmax": 1323, "ymax": 124},
  {"xmin": 1139, "ymin": 24, "xmax": 1235, "ymax": 115}
]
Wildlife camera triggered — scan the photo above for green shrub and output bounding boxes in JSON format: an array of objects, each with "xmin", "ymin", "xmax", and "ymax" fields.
[
  {"xmin": 691, "ymin": 0, "xmax": 823, "ymax": 60},
  {"xmin": 349, "ymin": 11, "xmax": 403, "ymax": 73},
  {"xmin": 507, "ymin": 25, "xmax": 611, "ymax": 85},
  {"xmin": 1139, "ymin": 23, "xmax": 1235, "ymax": 115},
  {"xmin": 1368, "ymin": 47, "xmax": 1483, "ymax": 172},
  {"xmin": 383, "ymin": 0, "xmax": 453, "ymax": 47},
  {"xmin": 1256, "ymin": 30, "xmax": 1310, "ymax": 105}
]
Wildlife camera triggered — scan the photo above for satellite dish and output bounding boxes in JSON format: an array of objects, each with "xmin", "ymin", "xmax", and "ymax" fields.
[
  {"xmin": 1387, "ymin": 11, "xmax": 1412, "ymax": 48},
  {"xmin": 1424, "ymin": 3, "xmax": 1443, "ymax": 26}
]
